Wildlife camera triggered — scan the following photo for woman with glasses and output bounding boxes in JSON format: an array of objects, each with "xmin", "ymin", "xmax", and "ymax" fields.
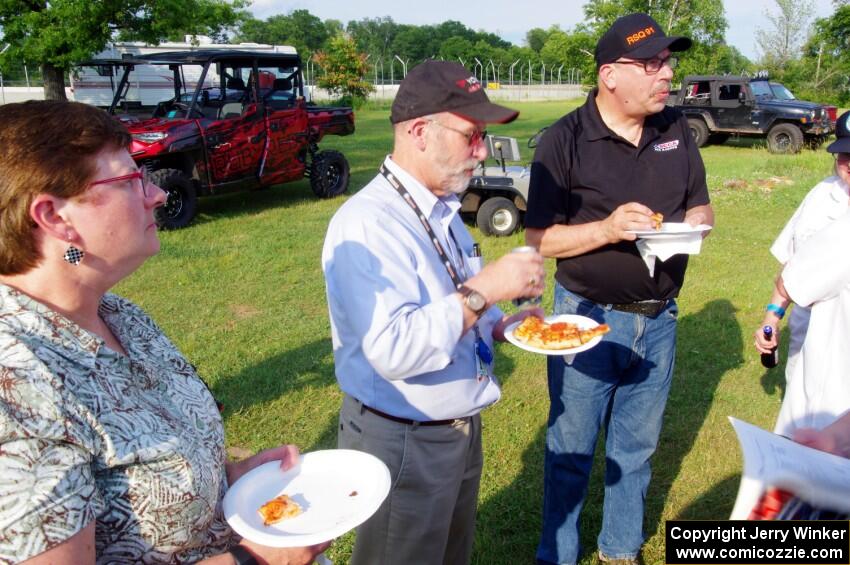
[
  {"xmin": 0, "ymin": 101, "xmax": 328, "ymax": 564},
  {"xmin": 754, "ymin": 110, "xmax": 850, "ymax": 436}
]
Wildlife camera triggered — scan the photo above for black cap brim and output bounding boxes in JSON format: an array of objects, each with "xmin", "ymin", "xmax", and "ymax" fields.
[
  {"xmin": 628, "ymin": 35, "xmax": 692, "ymax": 60},
  {"xmin": 827, "ymin": 137, "xmax": 850, "ymax": 153},
  {"xmin": 450, "ymin": 100, "xmax": 519, "ymax": 124}
]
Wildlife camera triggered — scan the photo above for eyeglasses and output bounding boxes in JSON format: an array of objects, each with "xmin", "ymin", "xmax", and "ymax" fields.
[
  {"xmin": 427, "ymin": 120, "xmax": 487, "ymax": 147},
  {"xmin": 89, "ymin": 167, "xmax": 152, "ymax": 197},
  {"xmin": 834, "ymin": 153, "xmax": 850, "ymax": 163},
  {"xmin": 614, "ymin": 56, "xmax": 678, "ymax": 74}
]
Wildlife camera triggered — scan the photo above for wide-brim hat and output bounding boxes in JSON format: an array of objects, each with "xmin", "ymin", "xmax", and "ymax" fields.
[
  {"xmin": 827, "ymin": 111, "xmax": 850, "ymax": 153},
  {"xmin": 390, "ymin": 60, "xmax": 518, "ymax": 125},
  {"xmin": 595, "ymin": 12, "xmax": 692, "ymax": 67}
]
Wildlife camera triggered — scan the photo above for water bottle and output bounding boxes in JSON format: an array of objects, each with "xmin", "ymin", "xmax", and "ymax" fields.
[{"xmin": 760, "ymin": 325, "xmax": 779, "ymax": 369}]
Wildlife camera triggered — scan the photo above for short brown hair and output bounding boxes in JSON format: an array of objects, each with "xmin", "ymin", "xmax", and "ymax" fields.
[{"xmin": 0, "ymin": 100, "xmax": 131, "ymax": 274}]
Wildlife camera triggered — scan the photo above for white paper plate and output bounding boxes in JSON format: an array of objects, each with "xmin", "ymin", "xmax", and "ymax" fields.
[
  {"xmin": 504, "ymin": 314, "xmax": 606, "ymax": 356},
  {"xmin": 223, "ymin": 449, "xmax": 391, "ymax": 547},
  {"xmin": 628, "ymin": 222, "xmax": 712, "ymax": 239}
]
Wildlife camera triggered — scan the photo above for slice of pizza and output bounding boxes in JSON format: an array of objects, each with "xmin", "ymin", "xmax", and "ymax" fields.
[
  {"xmin": 513, "ymin": 317, "xmax": 610, "ymax": 350},
  {"xmin": 579, "ymin": 323, "xmax": 610, "ymax": 343},
  {"xmin": 650, "ymin": 212, "xmax": 664, "ymax": 231},
  {"xmin": 258, "ymin": 494, "xmax": 302, "ymax": 526},
  {"xmin": 545, "ymin": 322, "xmax": 583, "ymax": 349}
]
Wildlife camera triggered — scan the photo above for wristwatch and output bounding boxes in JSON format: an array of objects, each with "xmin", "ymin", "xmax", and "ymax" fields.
[
  {"xmin": 229, "ymin": 545, "xmax": 259, "ymax": 565},
  {"xmin": 459, "ymin": 285, "xmax": 488, "ymax": 316}
]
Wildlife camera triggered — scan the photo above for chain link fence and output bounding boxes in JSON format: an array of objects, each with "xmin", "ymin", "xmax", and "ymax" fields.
[{"xmin": 302, "ymin": 55, "xmax": 584, "ymax": 102}]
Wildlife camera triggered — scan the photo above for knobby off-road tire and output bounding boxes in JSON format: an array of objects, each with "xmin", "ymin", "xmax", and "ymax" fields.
[
  {"xmin": 151, "ymin": 168, "xmax": 198, "ymax": 230},
  {"xmin": 477, "ymin": 196, "xmax": 520, "ymax": 236},
  {"xmin": 767, "ymin": 123, "xmax": 804, "ymax": 154},
  {"xmin": 687, "ymin": 118, "xmax": 710, "ymax": 148},
  {"xmin": 310, "ymin": 150, "xmax": 350, "ymax": 198}
]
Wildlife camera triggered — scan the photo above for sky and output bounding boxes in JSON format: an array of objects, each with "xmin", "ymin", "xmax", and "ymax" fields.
[{"xmin": 247, "ymin": 0, "xmax": 836, "ymax": 61}]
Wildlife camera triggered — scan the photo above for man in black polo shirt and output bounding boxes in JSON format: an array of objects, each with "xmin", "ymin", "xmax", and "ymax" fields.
[{"xmin": 525, "ymin": 13, "xmax": 713, "ymax": 565}]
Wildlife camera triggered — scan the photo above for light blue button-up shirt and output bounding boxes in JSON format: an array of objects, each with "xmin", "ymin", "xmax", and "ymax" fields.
[{"xmin": 322, "ymin": 156, "xmax": 503, "ymax": 420}]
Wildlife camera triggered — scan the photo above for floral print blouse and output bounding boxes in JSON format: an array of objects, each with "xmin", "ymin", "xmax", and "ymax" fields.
[{"xmin": 0, "ymin": 284, "xmax": 235, "ymax": 563}]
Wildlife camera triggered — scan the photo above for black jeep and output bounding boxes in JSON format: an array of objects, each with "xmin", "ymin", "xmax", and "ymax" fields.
[{"xmin": 670, "ymin": 75, "xmax": 835, "ymax": 154}]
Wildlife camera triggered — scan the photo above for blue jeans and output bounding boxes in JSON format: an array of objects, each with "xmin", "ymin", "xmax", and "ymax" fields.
[{"xmin": 537, "ymin": 284, "xmax": 678, "ymax": 565}]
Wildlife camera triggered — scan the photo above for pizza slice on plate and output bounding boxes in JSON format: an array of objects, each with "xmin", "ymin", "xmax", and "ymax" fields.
[
  {"xmin": 513, "ymin": 316, "xmax": 610, "ymax": 350},
  {"xmin": 258, "ymin": 493, "xmax": 302, "ymax": 526}
]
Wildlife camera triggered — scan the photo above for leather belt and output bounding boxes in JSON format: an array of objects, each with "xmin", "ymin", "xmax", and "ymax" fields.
[
  {"xmin": 610, "ymin": 299, "xmax": 668, "ymax": 317},
  {"xmin": 362, "ymin": 404, "xmax": 462, "ymax": 427}
]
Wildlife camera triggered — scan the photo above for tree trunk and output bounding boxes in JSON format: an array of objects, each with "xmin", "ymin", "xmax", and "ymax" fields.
[{"xmin": 41, "ymin": 62, "xmax": 67, "ymax": 101}]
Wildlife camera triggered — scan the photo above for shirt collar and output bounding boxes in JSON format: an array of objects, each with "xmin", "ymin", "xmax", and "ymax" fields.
[
  {"xmin": 580, "ymin": 88, "xmax": 673, "ymax": 147},
  {"xmin": 382, "ymin": 156, "xmax": 462, "ymax": 225}
]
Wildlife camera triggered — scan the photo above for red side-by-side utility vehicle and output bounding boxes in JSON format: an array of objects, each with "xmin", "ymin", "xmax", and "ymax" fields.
[{"xmin": 80, "ymin": 49, "xmax": 354, "ymax": 228}]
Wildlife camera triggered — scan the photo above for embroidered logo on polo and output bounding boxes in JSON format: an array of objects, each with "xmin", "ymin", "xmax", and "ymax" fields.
[
  {"xmin": 456, "ymin": 77, "xmax": 482, "ymax": 93},
  {"xmin": 653, "ymin": 140, "xmax": 680, "ymax": 152}
]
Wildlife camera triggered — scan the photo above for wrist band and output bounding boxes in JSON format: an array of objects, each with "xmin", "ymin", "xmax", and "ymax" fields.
[
  {"xmin": 229, "ymin": 545, "xmax": 260, "ymax": 565},
  {"xmin": 766, "ymin": 303, "xmax": 786, "ymax": 319}
]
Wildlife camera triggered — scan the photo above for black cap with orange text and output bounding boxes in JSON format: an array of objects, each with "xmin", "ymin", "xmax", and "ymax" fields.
[{"xmin": 594, "ymin": 13, "xmax": 691, "ymax": 68}]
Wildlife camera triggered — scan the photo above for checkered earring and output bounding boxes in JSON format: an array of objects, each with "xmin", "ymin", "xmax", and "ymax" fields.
[{"xmin": 63, "ymin": 245, "xmax": 84, "ymax": 266}]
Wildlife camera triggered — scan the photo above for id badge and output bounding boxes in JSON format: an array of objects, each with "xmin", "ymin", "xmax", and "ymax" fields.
[{"xmin": 475, "ymin": 338, "xmax": 493, "ymax": 381}]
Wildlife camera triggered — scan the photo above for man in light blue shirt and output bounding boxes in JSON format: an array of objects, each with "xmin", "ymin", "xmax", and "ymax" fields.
[{"xmin": 322, "ymin": 60, "xmax": 545, "ymax": 565}]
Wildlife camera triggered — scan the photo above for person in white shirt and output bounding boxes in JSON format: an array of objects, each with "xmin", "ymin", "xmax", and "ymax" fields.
[
  {"xmin": 321, "ymin": 61, "xmax": 545, "ymax": 565},
  {"xmin": 755, "ymin": 111, "xmax": 850, "ymax": 435},
  {"xmin": 770, "ymin": 208, "xmax": 850, "ymax": 432}
]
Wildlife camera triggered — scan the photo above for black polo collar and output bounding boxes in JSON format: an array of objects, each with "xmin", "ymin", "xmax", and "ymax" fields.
[{"xmin": 579, "ymin": 88, "xmax": 675, "ymax": 149}]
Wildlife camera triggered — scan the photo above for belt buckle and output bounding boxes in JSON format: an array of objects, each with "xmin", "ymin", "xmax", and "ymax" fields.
[{"xmin": 640, "ymin": 299, "xmax": 667, "ymax": 317}]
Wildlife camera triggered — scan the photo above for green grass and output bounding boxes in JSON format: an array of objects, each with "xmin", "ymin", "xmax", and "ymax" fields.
[{"xmin": 115, "ymin": 100, "xmax": 835, "ymax": 564}]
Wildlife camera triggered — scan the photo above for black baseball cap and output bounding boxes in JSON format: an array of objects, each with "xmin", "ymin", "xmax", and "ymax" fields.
[
  {"xmin": 595, "ymin": 13, "xmax": 692, "ymax": 68},
  {"xmin": 390, "ymin": 60, "xmax": 518, "ymax": 125},
  {"xmin": 827, "ymin": 111, "xmax": 850, "ymax": 153}
]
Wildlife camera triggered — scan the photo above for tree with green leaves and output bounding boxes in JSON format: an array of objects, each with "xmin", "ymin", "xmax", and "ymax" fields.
[
  {"xmin": 525, "ymin": 27, "xmax": 550, "ymax": 53},
  {"xmin": 779, "ymin": 4, "xmax": 850, "ymax": 105},
  {"xmin": 582, "ymin": 0, "xmax": 727, "ymax": 44},
  {"xmin": 313, "ymin": 34, "xmax": 374, "ymax": 104},
  {"xmin": 235, "ymin": 9, "xmax": 329, "ymax": 56},
  {"xmin": 539, "ymin": 28, "xmax": 596, "ymax": 84},
  {"xmin": 0, "ymin": 0, "xmax": 248, "ymax": 100},
  {"xmin": 755, "ymin": 0, "xmax": 815, "ymax": 69},
  {"xmin": 346, "ymin": 16, "xmax": 398, "ymax": 61}
]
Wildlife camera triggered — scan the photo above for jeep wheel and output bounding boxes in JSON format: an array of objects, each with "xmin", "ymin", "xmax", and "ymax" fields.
[
  {"xmin": 767, "ymin": 124, "xmax": 804, "ymax": 154},
  {"xmin": 477, "ymin": 196, "xmax": 519, "ymax": 236},
  {"xmin": 687, "ymin": 119, "xmax": 709, "ymax": 147},
  {"xmin": 310, "ymin": 150, "xmax": 350, "ymax": 198},
  {"xmin": 151, "ymin": 168, "xmax": 198, "ymax": 230}
]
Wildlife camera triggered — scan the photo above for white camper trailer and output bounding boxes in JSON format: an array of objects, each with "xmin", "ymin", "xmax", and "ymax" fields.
[{"xmin": 71, "ymin": 36, "xmax": 298, "ymax": 107}]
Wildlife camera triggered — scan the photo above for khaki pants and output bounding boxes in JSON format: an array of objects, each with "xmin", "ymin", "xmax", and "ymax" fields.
[{"xmin": 338, "ymin": 394, "xmax": 483, "ymax": 565}]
